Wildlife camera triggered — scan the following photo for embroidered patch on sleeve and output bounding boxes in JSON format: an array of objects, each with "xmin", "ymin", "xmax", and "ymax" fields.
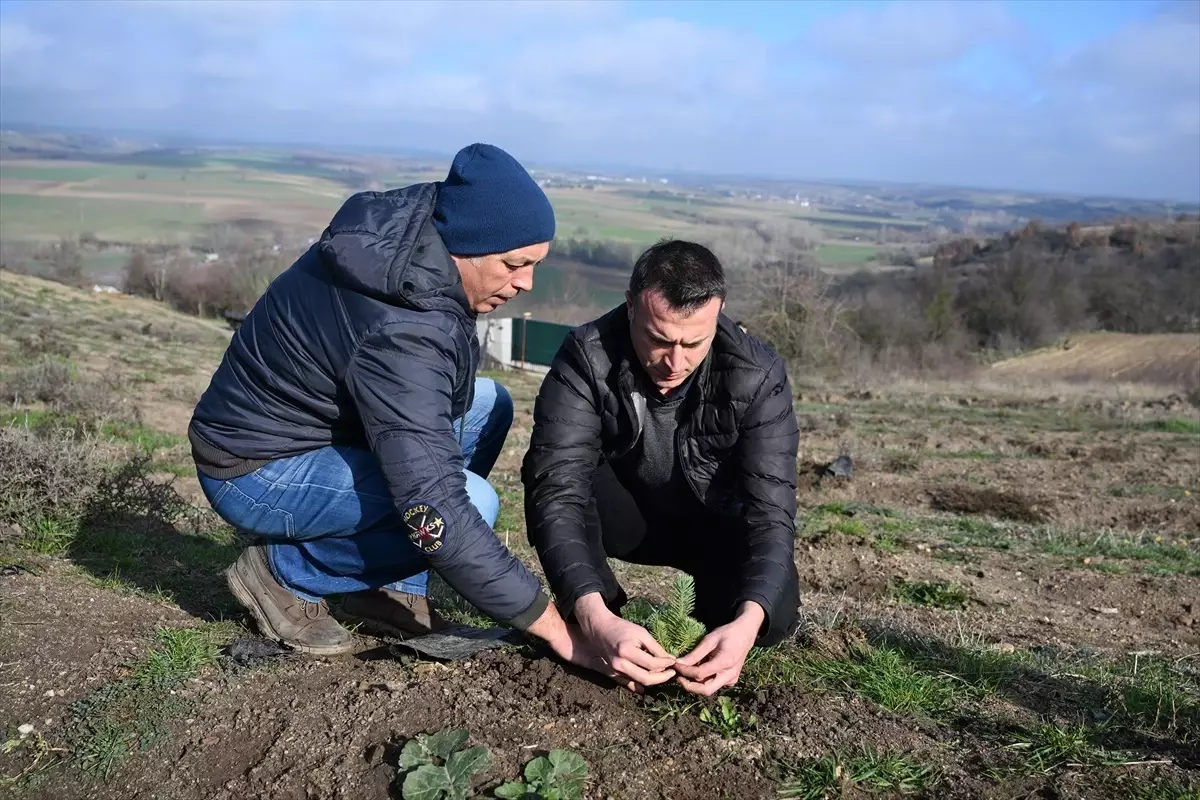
[{"xmin": 402, "ymin": 502, "xmax": 446, "ymax": 554}]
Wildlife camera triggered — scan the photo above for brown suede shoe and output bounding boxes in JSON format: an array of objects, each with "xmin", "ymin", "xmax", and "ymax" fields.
[
  {"xmin": 339, "ymin": 588, "xmax": 449, "ymax": 639},
  {"xmin": 225, "ymin": 544, "xmax": 355, "ymax": 656}
]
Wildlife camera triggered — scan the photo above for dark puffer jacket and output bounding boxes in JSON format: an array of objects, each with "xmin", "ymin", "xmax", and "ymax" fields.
[
  {"xmin": 521, "ymin": 306, "xmax": 800, "ymax": 631},
  {"xmin": 189, "ymin": 183, "xmax": 548, "ymax": 629}
]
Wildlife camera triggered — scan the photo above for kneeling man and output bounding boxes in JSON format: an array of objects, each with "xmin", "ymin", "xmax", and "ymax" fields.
[{"xmin": 522, "ymin": 240, "xmax": 801, "ymax": 696}]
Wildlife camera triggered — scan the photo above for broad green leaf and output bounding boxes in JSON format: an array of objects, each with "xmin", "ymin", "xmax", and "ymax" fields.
[
  {"xmin": 424, "ymin": 729, "xmax": 470, "ymax": 762},
  {"xmin": 547, "ymin": 749, "xmax": 589, "ymax": 796},
  {"xmin": 400, "ymin": 739, "xmax": 434, "ymax": 770},
  {"xmin": 402, "ymin": 765, "xmax": 450, "ymax": 800},
  {"xmin": 447, "ymin": 745, "xmax": 491, "ymax": 786},
  {"xmin": 524, "ymin": 755, "xmax": 553, "ymax": 784},
  {"xmin": 493, "ymin": 782, "xmax": 530, "ymax": 799}
]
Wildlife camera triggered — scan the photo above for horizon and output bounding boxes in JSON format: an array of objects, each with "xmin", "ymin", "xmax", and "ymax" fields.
[
  {"xmin": 1, "ymin": 0, "xmax": 1198, "ymax": 203},
  {"xmin": 10, "ymin": 119, "xmax": 1198, "ymax": 210}
]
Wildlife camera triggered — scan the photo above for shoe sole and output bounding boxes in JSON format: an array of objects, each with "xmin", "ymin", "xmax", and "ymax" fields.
[{"xmin": 225, "ymin": 558, "xmax": 356, "ymax": 657}]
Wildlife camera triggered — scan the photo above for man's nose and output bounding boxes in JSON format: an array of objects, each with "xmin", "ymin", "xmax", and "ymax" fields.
[
  {"xmin": 666, "ymin": 345, "xmax": 685, "ymax": 371},
  {"xmin": 511, "ymin": 266, "xmax": 534, "ymax": 293}
]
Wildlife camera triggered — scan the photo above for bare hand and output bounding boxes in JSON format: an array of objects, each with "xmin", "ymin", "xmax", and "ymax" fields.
[
  {"xmin": 673, "ymin": 602, "xmax": 764, "ymax": 696},
  {"xmin": 575, "ymin": 594, "xmax": 676, "ymax": 691}
]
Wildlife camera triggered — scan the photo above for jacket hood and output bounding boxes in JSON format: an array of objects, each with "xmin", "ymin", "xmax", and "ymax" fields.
[{"xmin": 317, "ymin": 183, "xmax": 471, "ymax": 314}]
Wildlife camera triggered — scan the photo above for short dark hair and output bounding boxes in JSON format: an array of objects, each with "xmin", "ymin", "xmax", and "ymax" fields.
[{"xmin": 628, "ymin": 239, "xmax": 726, "ymax": 313}]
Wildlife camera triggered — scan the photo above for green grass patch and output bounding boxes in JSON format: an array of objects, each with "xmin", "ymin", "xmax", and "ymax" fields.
[
  {"xmin": 79, "ymin": 566, "xmax": 176, "ymax": 604},
  {"xmin": 889, "ymin": 580, "xmax": 970, "ymax": 610},
  {"xmin": 1065, "ymin": 652, "xmax": 1200, "ymax": 741},
  {"xmin": 742, "ymin": 642, "xmax": 959, "ymax": 718},
  {"xmin": 775, "ymin": 745, "xmax": 939, "ymax": 798},
  {"xmin": 19, "ymin": 514, "xmax": 82, "ymax": 555},
  {"xmin": 69, "ymin": 623, "xmax": 240, "ymax": 778},
  {"xmin": 799, "ymin": 503, "xmax": 910, "ymax": 545},
  {"xmin": 940, "ymin": 516, "xmax": 1013, "ymax": 550},
  {"xmin": 1006, "ymin": 722, "xmax": 1130, "ymax": 775},
  {"xmin": 1116, "ymin": 775, "xmax": 1200, "ymax": 800},
  {"xmin": 889, "ymin": 638, "xmax": 1200, "ymax": 739},
  {"xmin": 1038, "ymin": 529, "xmax": 1199, "ymax": 577},
  {"xmin": 1139, "ymin": 418, "xmax": 1200, "ymax": 435},
  {"xmin": 493, "ymin": 484, "xmax": 525, "ymax": 540},
  {"xmin": 872, "ymin": 530, "xmax": 907, "ymax": 553},
  {"xmin": 830, "ymin": 519, "xmax": 868, "ymax": 536},
  {"xmin": 2, "ymin": 410, "xmax": 185, "ymax": 453}
]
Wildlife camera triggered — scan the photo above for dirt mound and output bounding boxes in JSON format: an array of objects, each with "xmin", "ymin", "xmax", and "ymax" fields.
[
  {"xmin": 990, "ymin": 332, "xmax": 1200, "ymax": 388},
  {"xmin": 928, "ymin": 485, "xmax": 1051, "ymax": 523}
]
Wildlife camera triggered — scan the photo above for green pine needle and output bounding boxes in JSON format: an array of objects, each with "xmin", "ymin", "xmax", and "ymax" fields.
[{"xmin": 651, "ymin": 575, "xmax": 707, "ymax": 657}]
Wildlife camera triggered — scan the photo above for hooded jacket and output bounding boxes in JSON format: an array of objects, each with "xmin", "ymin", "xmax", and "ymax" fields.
[{"xmin": 189, "ymin": 183, "xmax": 549, "ymax": 629}]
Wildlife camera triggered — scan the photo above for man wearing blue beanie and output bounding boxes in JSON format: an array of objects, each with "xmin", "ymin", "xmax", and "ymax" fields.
[{"xmin": 187, "ymin": 143, "xmax": 624, "ymax": 682}]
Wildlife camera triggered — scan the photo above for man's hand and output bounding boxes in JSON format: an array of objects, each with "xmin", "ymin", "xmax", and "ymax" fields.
[
  {"xmin": 574, "ymin": 593, "xmax": 676, "ymax": 691},
  {"xmin": 524, "ymin": 595, "xmax": 669, "ymax": 692},
  {"xmin": 673, "ymin": 601, "xmax": 764, "ymax": 696}
]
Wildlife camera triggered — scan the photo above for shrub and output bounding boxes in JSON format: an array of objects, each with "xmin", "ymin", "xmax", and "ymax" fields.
[{"xmin": 0, "ymin": 427, "xmax": 107, "ymax": 531}]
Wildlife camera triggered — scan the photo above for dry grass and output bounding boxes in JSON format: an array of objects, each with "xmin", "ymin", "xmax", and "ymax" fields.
[{"xmin": 990, "ymin": 332, "xmax": 1200, "ymax": 390}]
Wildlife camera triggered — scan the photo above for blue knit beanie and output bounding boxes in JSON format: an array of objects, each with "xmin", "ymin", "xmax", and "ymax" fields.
[{"xmin": 433, "ymin": 143, "xmax": 556, "ymax": 256}]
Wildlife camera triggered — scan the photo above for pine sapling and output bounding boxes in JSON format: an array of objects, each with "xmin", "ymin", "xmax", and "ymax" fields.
[{"xmin": 650, "ymin": 575, "xmax": 706, "ymax": 657}]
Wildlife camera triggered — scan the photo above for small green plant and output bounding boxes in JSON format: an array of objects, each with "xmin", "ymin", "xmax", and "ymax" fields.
[
  {"xmin": 494, "ymin": 749, "xmax": 589, "ymax": 799},
  {"xmin": 889, "ymin": 580, "xmax": 969, "ymax": 610},
  {"xmin": 397, "ymin": 729, "xmax": 491, "ymax": 800},
  {"xmin": 649, "ymin": 575, "xmax": 707, "ymax": 657},
  {"xmin": 699, "ymin": 696, "xmax": 757, "ymax": 738}
]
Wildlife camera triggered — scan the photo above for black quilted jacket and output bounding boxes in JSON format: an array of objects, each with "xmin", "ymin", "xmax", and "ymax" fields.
[{"xmin": 521, "ymin": 307, "xmax": 800, "ymax": 631}]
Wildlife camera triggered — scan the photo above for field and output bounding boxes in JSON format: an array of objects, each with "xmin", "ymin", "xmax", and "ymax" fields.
[
  {"xmin": 1, "ymin": 271, "xmax": 1198, "ymax": 799},
  {"xmin": 1, "ymin": 154, "xmax": 897, "ymax": 269},
  {"xmin": 991, "ymin": 333, "xmax": 1200, "ymax": 389},
  {"xmin": 0, "ymin": 158, "xmax": 351, "ymax": 244}
]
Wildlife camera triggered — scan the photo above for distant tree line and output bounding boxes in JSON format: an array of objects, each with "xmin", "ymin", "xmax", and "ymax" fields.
[
  {"xmin": 721, "ymin": 219, "xmax": 1200, "ymax": 376},
  {"xmin": 5, "ymin": 216, "xmax": 1195, "ymax": 383},
  {"xmin": 549, "ymin": 238, "xmax": 638, "ymax": 270}
]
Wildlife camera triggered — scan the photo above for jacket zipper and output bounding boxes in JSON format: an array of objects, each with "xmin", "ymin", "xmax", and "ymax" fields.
[{"xmin": 459, "ymin": 320, "xmax": 477, "ymax": 447}]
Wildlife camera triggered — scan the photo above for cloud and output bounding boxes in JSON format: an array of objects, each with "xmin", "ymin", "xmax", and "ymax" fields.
[
  {"xmin": 803, "ymin": 0, "xmax": 1021, "ymax": 68},
  {"xmin": 0, "ymin": 20, "xmax": 50, "ymax": 60},
  {"xmin": 0, "ymin": 0, "xmax": 1196, "ymax": 201}
]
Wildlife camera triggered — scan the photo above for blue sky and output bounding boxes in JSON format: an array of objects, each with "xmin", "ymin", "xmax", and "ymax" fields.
[{"xmin": 1, "ymin": 0, "xmax": 1197, "ymax": 201}]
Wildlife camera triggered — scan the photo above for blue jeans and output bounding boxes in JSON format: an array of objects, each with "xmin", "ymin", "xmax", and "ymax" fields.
[{"xmin": 198, "ymin": 378, "xmax": 513, "ymax": 603}]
